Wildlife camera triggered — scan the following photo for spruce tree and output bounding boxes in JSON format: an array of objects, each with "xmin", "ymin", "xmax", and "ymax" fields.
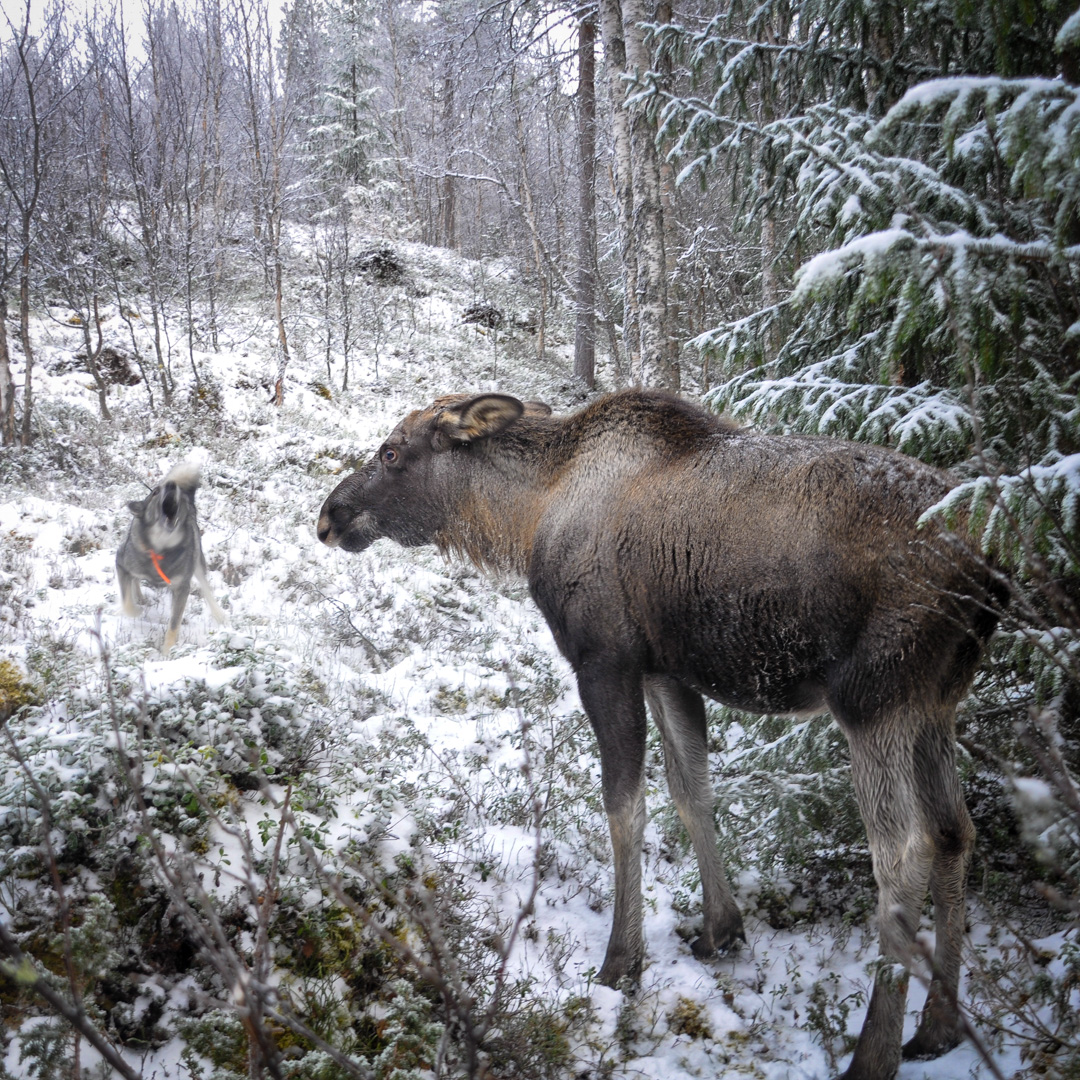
[{"xmin": 655, "ymin": 0, "xmax": 1080, "ymax": 1014}]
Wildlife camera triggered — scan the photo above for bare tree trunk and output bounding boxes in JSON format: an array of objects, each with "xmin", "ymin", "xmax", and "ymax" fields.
[
  {"xmin": 0, "ymin": 295, "xmax": 13, "ymax": 445},
  {"xmin": 273, "ymin": 253, "xmax": 289, "ymax": 406},
  {"xmin": 76, "ymin": 297, "xmax": 112, "ymax": 421},
  {"xmin": 0, "ymin": 0, "xmax": 69, "ymax": 445},
  {"xmin": 512, "ymin": 96, "xmax": 547, "ymax": 364},
  {"xmin": 761, "ymin": 215, "xmax": 779, "ymax": 309},
  {"xmin": 234, "ymin": 0, "xmax": 292, "ymax": 406},
  {"xmin": 757, "ymin": 17, "xmax": 782, "ymax": 356},
  {"xmin": 202, "ymin": 0, "xmax": 227, "ymax": 352},
  {"xmin": 440, "ymin": 70, "xmax": 455, "ymax": 248},
  {"xmin": 655, "ymin": 0, "xmax": 681, "ymax": 384},
  {"xmin": 382, "ymin": 0, "xmax": 421, "ymax": 230},
  {"xmin": 621, "ymin": 0, "xmax": 676, "ymax": 389},
  {"xmin": 114, "ymin": 23, "xmax": 173, "ymax": 404},
  {"xmin": 18, "ymin": 236, "xmax": 33, "ymax": 445},
  {"xmin": 597, "ymin": 0, "xmax": 640, "ymax": 381},
  {"xmin": 338, "ymin": 209, "xmax": 354, "ymax": 392},
  {"xmin": 573, "ymin": 13, "xmax": 597, "ymax": 389}
]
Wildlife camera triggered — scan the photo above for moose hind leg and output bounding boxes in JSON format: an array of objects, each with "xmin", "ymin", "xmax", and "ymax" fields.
[
  {"xmin": 903, "ymin": 712, "xmax": 973, "ymax": 1060},
  {"xmin": 645, "ymin": 675, "xmax": 744, "ymax": 958},
  {"xmin": 839, "ymin": 712, "xmax": 934, "ymax": 1080},
  {"xmin": 577, "ymin": 665, "xmax": 649, "ymax": 988}
]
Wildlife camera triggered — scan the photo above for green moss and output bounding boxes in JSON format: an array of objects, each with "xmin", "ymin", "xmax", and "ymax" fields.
[
  {"xmin": 667, "ymin": 996, "xmax": 712, "ymax": 1041},
  {"xmin": 0, "ymin": 659, "xmax": 40, "ymax": 723}
]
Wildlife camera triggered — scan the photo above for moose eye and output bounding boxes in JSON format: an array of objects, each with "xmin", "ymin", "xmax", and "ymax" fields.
[{"xmin": 382, "ymin": 446, "xmax": 398, "ymax": 465}]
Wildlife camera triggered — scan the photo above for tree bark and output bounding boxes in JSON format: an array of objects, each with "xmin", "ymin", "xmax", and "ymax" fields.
[
  {"xmin": 440, "ymin": 70, "xmax": 455, "ymax": 248},
  {"xmin": 655, "ymin": 0, "xmax": 681, "ymax": 384},
  {"xmin": 573, "ymin": 13, "xmax": 597, "ymax": 389},
  {"xmin": 597, "ymin": 0, "xmax": 640, "ymax": 381},
  {"xmin": 18, "ymin": 233, "xmax": 34, "ymax": 445},
  {"xmin": 621, "ymin": 0, "xmax": 676, "ymax": 389},
  {"xmin": 0, "ymin": 295, "xmax": 13, "ymax": 445}
]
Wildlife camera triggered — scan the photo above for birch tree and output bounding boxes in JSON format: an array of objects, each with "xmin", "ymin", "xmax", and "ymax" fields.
[
  {"xmin": 0, "ymin": 0, "xmax": 74, "ymax": 444},
  {"xmin": 231, "ymin": 0, "xmax": 299, "ymax": 405},
  {"xmin": 573, "ymin": 9, "xmax": 598, "ymax": 388}
]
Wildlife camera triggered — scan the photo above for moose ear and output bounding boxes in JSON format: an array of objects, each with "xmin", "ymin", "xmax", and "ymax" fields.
[
  {"xmin": 127, "ymin": 498, "xmax": 147, "ymax": 515},
  {"xmin": 436, "ymin": 394, "xmax": 525, "ymax": 446},
  {"xmin": 522, "ymin": 400, "xmax": 552, "ymax": 418}
]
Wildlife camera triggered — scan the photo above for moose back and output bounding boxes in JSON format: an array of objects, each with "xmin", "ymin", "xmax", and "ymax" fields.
[{"xmin": 318, "ymin": 389, "xmax": 1001, "ymax": 1080}]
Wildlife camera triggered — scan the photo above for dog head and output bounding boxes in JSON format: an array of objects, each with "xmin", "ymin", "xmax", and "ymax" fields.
[{"xmin": 128, "ymin": 463, "xmax": 201, "ymax": 550}]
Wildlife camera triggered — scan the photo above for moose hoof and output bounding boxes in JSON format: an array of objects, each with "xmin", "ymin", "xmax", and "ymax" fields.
[
  {"xmin": 690, "ymin": 930, "xmax": 742, "ymax": 960},
  {"xmin": 834, "ymin": 1054, "xmax": 902, "ymax": 1080},
  {"xmin": 690, "ymin": 916, "xmax": 746, "ymax": 960},
  {"xmin": 596, "ymin": 954, "xmax": 643, "ymax": 991},
  {"xmin": 903, "ymin": 986, "xmax": 962, "ymax": 1060},
  {"xmin": 901, "ymin": 1026, "xmax": 962, "ymax": 1061}
]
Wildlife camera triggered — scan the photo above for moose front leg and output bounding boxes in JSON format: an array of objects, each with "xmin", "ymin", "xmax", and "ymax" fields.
[
  {"xmin": 645, "ymin": 675, "xmax": 744, "ymax": 957},
  {"xmin": 576, "ymin": 663, "xmax": 649, "ymax": 988}
]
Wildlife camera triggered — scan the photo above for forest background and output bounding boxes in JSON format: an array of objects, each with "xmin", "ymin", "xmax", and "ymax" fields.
[{"xmin": 0, "ymin": 0, "xmax": 1078, "ymax": 1077}]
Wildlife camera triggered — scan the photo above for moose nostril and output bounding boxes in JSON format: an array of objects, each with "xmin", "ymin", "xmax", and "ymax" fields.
[{"xmin": 317, "ymin": 513, "xmax": 333, "ymax": 545}]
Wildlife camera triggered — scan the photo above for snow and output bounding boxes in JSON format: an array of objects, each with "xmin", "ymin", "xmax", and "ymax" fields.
[
  {"xmin": 891, "ymin": 75, "xmax": 1067, "ymax": 113},
  {"xmin": 1057, "ymin": 8, "xmax": 1080, "ymax": 51},
  {"xmin": 792, "ymin": 227, "xmax": 913, "ymax": 301},
  {"xmin": 0, "ymin": 237, "xmax": 1062, "ymax": 1080}
]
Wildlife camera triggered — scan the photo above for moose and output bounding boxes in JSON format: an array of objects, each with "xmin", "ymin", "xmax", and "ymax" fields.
[
  {"xmin": 318, "ymin": 388, "xmax": 1002, "ymax": 1080},
  {"xmin": 117, "ymin": 462, "xmax": 226, "ymax": 653}
]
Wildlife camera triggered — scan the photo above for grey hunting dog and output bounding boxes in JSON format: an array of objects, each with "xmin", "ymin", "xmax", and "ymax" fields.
[
  {"xmin": 317, "ymin": 389, "xmax": 1004, "ymax": 1080},
  {"xmin": 116, "ymin": 463, "xmax": 226, "ymax": 652}
]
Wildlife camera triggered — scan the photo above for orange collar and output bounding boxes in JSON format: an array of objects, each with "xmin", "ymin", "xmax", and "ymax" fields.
[{"xmin": 148, "ymin": 550, "xmax": 171, "ymax": 585}]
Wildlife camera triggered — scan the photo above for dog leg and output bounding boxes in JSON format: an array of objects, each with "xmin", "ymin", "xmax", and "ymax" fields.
[
  {"xmin": 117, "ymin": 566, "xmax": 140, "ymax": 617},
  {"xmin": 163, "ymin": 583, "xmax": 191, "ymax": 654},
  {"xmin": 194, "ymin": 564, "xmax": 227, "ymax": 625}
]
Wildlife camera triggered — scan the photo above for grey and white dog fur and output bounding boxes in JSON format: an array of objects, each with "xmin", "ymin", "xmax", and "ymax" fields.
[{"xmin": 116, "ymin": 462, "xmax": 226, "ymax": 652}]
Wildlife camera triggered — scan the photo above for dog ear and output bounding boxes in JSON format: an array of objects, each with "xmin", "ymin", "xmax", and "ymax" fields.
[{"xmin": 127, "ymin": 498, "xmax": 147, "ymax": 515}]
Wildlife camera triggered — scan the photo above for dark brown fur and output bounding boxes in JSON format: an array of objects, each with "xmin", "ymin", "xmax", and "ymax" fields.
[{"xmin": 318, "ymin": 389, "xmax": 1003, "ymax": 1080}]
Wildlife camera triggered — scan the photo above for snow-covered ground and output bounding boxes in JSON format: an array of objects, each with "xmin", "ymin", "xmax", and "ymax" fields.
[{"xmin": 0, "ymin": 238, "xmax": 1051, "ymax": 1078}]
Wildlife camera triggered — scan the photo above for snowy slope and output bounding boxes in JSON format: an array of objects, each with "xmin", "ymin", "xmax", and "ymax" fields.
[{"xmin": 0, "ymin": 238, "xmax": 1043, "ymax": 1079}]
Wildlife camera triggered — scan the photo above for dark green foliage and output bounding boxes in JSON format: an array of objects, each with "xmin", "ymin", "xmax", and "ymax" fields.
[{"xmin": 656, "ymin": 0, "xmax": 1080, "ymax": 1067}]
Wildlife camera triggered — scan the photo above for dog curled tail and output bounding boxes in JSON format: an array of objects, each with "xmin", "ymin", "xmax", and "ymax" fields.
[{"xmin": 163, "ymin": 461, "xmax": 202, "ymax": 492}]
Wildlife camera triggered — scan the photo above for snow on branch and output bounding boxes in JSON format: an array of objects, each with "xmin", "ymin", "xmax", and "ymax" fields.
[
  {"xmin": 925, "ymin": 452, "xmax": 1080, "ymax": 571},
  {"xmin": 706, "ymin": 363, "xmax": 972, "ymax": 459},
  {"xmin": 793, "ymin": 225, "xmax": 1080, "ymax": 304}
]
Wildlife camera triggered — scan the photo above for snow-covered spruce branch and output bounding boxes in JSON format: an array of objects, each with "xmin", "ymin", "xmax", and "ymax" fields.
[
  {"xmin": 924, "ymin": 454, "xmax": 1080, "ymax": 574},
  {"xmin": 663, "ymin": 100, "xmax": 889, "ymax": 200},
  {"xmin": 705, "ymin": 365, "xmax": 971, "ymax": 455},
  {"xmin": 793, "ymin": 228, "xmax": 1080, "ymax": 305},
  {"xmin": 876, "ymin": 75, "xmax": 1078, "ymax": 136}
]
